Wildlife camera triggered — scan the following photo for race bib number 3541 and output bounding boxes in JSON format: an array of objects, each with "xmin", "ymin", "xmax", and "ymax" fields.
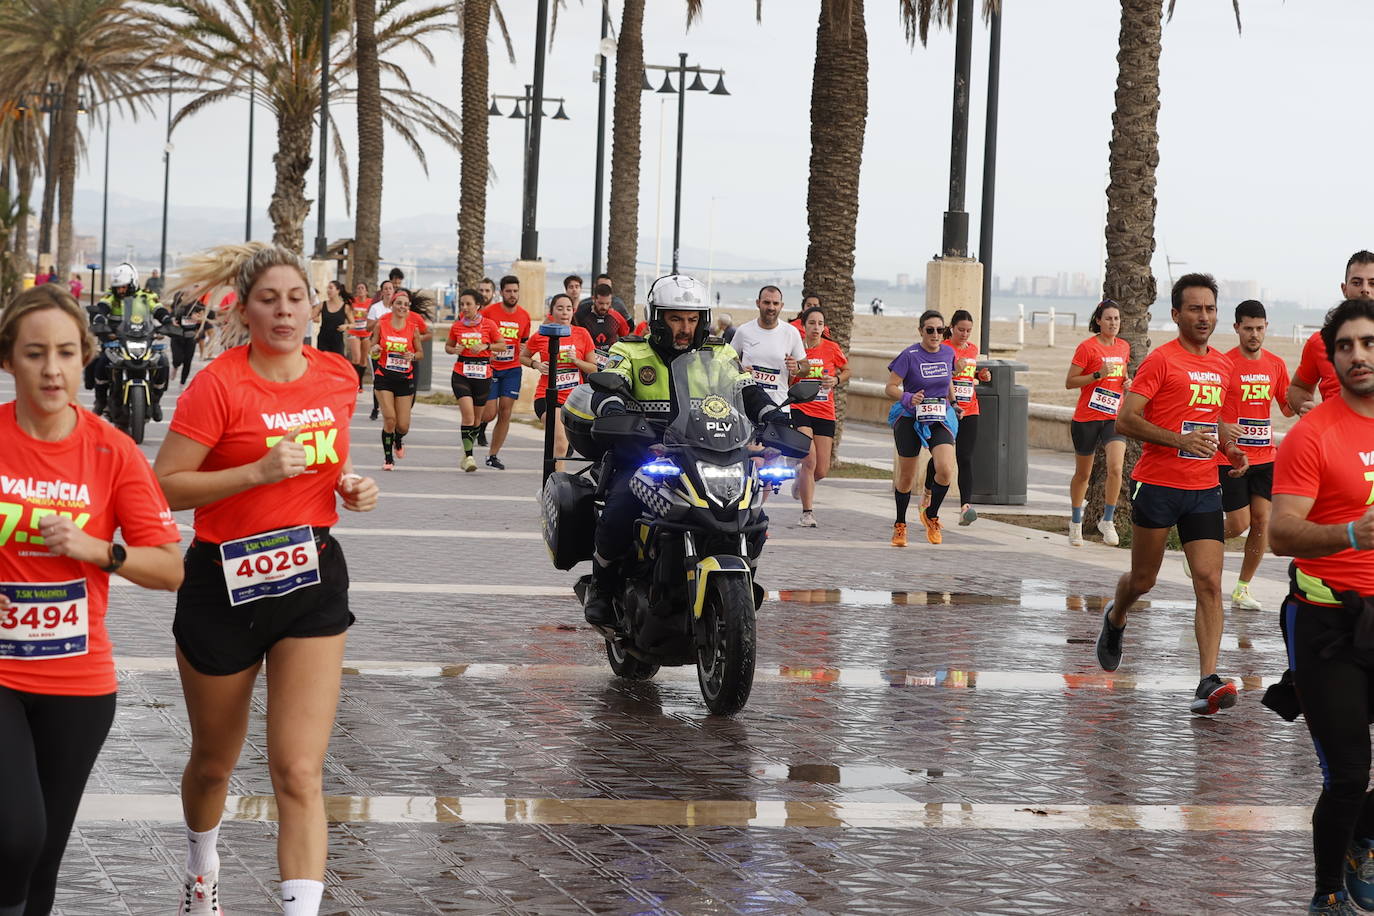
[
  {"xmin": 219, "ymin": 526, "xmax": 320, "ymax": 607},
  {"xmin": 0, "ymin": 579, "xmax": 88, "ymax": 660}
]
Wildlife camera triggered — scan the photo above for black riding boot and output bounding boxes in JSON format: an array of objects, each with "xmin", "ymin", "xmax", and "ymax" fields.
[{"xmin": 583, "ymin": 557, "xmax": 619, "ymax": 627}]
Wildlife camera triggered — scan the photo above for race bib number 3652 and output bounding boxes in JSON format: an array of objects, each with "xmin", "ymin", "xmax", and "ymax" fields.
[
  {"xmin": 219, "ymin": 526, "xmax": 320, "ymax": 607},
  {"xmin": 0, "ymin": 579, "xmax": 88, "ymax": 660}
]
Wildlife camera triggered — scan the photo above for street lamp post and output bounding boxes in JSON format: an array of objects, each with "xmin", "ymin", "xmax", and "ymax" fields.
[
  {"xmin": 314, "ymin": 0, "xmax": 332, "ymax": 259},
  {"xmin": 641, "ymin": 57, "xmax": 729, "ymax": 275},
  {"xmin": 591, "ymin": 8, "xmax": 612, "ymax": 279},
  {"xmin": 520, "ymin": 0, "xmax": 551, "ymax": 261},
  {"xmin": 977, "ymin": 2, "xmax": 1002, "ymax": 354},
  {"xmin": 100, "ymin": 112, "xmax": 110, "ymax": 287},
  {"xmin": 941, "ymin": 0, "xmax": 975, "ymax": 258},
  {"xmin": 159, "ymin": 74, "xmax": 173, "ymax": 280},
  {"xmin": 489, "ymin": 88, "xmax": 570, "ymax": 238}
]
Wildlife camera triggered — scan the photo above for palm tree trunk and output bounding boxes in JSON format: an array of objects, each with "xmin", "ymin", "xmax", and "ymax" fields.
[
  {"xmin": 353, "ymin": 0, "xmax": 383, "ymax": 289},
  {"xmin": 14, "ymin": 158, "xmax": 32, "ymax": 285},
  {"xmin": 606, "ymin": 0, "xmax": 645, "ymax": 306},
  {"xmin": 36, "ymin": 118, "xmax": 55, "ymax": 267},
  {"xmin": 269, "ymin": 110, "xmax": 315, "ymax": 254},
  {"xmin": 457, "ymin": 0, "xmax": 491, "ymax": 290},
  {"xmin": 802, "ymin": 0, "xmax": 867, "ymax": 449},
  {"xmin": 1086, "ymin": 0, "xmax": 1162, "ymax": 538},
  {"xmin": 53, "ymin": 72, "xmax": 81, "ymax": 281}
]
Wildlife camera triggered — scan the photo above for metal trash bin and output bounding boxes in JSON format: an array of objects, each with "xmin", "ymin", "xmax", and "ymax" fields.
[
  {"xmin": 416, "ymin": 334, "xmax": 434, "ymax": 393},
  {"xmin": 970, "ymin": 359, "xmax": 1028, "ymax": 505}
]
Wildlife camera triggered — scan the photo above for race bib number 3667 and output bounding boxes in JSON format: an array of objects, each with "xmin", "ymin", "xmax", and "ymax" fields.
[
  {"xmin": 0, "ymin": 579, "xmax": 88, "ymax": 660},
  {"xmin": 219, "ymin": 526, "xmax": 320, "ymax": 607}
]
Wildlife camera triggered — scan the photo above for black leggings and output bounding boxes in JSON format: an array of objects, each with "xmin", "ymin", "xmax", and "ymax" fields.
[
  {"xmin": 0, "ymin": 686, "xmax": 116, "ymax": 913},
  {"xmin": 925, "ymin": 414, "xmax": 978, "ymax": 506},
  {"xmin": 169, "ymin": 335, "xmax": 196, "ymax": 385},
  {"xmin": 1287, "ymin": 596, "xmax": 1374, "ymax": 895}
]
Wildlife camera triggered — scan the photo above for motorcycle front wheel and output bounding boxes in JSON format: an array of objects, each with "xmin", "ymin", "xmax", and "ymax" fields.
[
  {"xmin": 696, "ymin": 574, "xmax": 756, "ymax": 715},
  {"xmin": 605, "ymin": 639, "xmax": 659, "ymax": 680},
  {"xmin": 127, "ymin": 386, "xmax": 147, "ymax": 444}
]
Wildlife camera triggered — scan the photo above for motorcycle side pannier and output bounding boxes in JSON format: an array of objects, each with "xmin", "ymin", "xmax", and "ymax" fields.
[
  {"xmin": 560, "ymin": 384, "xmax": 607, "ymax": 460},
  {"xmin": 541, "ymin": 471, "xmax": 597, "ymax": 570}
]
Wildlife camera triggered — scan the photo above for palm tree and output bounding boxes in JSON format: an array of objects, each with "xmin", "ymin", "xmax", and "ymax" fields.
[
  {"xmin": 0, "ymin": 0, "xmax": 167, "ymax": 280},
  {"xmin": 159, "ymin": 0, "xmax": 461, "ymax": 254},
  {"xmin": 605, "ymin": 0, "xmax": 652, "ymax": 303},
  {"xmin": 1085, "ymin": 0, "xmax": 1240, "ymax": 536},
  {"xmin": 353, "ymin": 0, "xmax": 382, "ymax": 288},
  {"xmin": 455, "ymin": 0, "xmax": 513, "ymax": 290},
  {"xmin": 0, "ymin": 98, "xmax": 45, "ymax": 291}
]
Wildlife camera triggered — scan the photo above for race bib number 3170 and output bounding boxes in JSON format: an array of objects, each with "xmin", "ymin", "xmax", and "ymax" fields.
[
  {"xmin": 0, "ymin": 579, "xmax": 88, "ymax": 660},
  {"xmin": 219, "ymin": 526, "xmax": 320, "ymax": 607}
]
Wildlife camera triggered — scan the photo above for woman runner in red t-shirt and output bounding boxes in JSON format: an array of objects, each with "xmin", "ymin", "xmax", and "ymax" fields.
[
  {"xmin": 1065, "ymin": 299, "xmax": 1133, "ymax": 546},
  {"xmin": 154, "ymin": 243, "xmax": 379, "ymax": 915},
  {"xmin": 522, "ymin": 294, "xmax": 596, "ymax": 471},
  {"xmin": 445, "ymin": 289, "xmax": 501, "ymax": 471},
  {"xmin": 0, "ymin": 286, "xmax": 182, "ymax": 914},
  {"xmin": 790, "ymin": 306, "xmax": 850, "ymax": 527},
  {"xmin": 368, "ymin": 288, "xmax": 425, "ymax": 470}
]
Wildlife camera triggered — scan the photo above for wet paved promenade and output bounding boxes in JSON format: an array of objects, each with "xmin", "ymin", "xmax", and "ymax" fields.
[{"xmin": 15, "ymin": 354, "xmax": 1315, "ymax": 914}]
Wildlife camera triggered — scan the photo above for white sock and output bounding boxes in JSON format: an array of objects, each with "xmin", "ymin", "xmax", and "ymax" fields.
[
  {"xmin": 281, "ymin": 879, "xmax": 324, "ymax": 915},
  {"xmin": 185, "ymin": 823, "xmax": 221, "ymax": 877}
]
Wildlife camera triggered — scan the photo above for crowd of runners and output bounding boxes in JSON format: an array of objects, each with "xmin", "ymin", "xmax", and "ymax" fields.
[{"xmin": 7, "ymin": 244, "xmax": 1374, "ymax": 913}]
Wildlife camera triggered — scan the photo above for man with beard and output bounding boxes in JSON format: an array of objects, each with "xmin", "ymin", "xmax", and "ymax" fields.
[
  {"xmin": 1288, "ymin": 251, "xmax": 1374, "ymax": 415},
  {"xmin": 1094, "ymin": 273, "xmax": 1248, "ymax": 716},
  {"xmin": 572, "ymin": 283, "xmax": 630, "ymax": 361}
]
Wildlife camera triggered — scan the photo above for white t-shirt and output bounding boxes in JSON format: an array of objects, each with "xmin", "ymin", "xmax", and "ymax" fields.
[
  {"xmin": 731, "ymin": 319, "xmax": 807, "ymax": 406},
  {"xmin": 366, "ymin": 301, "xmax": 391, "ymax": 323}
]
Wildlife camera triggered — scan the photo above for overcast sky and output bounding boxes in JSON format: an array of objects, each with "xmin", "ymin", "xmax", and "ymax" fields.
[{"xmin": 75, "ymin": 1, "xmax": 1364, "ymax": 306}]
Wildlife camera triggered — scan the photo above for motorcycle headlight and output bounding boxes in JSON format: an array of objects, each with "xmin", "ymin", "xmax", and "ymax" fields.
[
  {"xmin": 696, "ymin": 460, "xmax": 747, "ymax": 506},
  {"xmin": 125, "ymin": 339, "xmax": 148, "ymax": 356}
]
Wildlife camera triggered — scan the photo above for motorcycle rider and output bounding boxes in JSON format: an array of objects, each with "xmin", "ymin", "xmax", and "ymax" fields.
[
  {"xmin": 581, "ymin": 274, "xmax": 783, "ymax": 626},
  {"xmin": 91, "ymin": 263, "xmax": 171, "ymax": 419}
]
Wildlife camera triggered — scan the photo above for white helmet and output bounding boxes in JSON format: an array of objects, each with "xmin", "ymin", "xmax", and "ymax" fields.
[
  {"xmin": 110, "ymin": 263, "xmax": 137, "ymax": 289},
  {"xmin": 646, "ymin": 274, "xmax": 711, "ymax": 350}
]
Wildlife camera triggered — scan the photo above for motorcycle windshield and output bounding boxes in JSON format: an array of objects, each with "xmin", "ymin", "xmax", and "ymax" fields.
[
  {"xmin": 121, "ymin": 296, "xmax": 153, "ymax": 338},
  {"xmin": 664, "ymin": 349, "xmax": 753, "ymax": 454}
]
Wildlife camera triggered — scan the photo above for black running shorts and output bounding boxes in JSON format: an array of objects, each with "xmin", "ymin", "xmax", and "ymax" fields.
[
  {"xmin": 1070, "ymin": 419, "xmax": 1125, "ymax": 457},
  {"xmin": 1130, "ymin": 481, "xmax": 1224, "ymax": 543},
  {"xmin": 1219, "ymin": 461, "xmax": 1274, "ymax": 512}
]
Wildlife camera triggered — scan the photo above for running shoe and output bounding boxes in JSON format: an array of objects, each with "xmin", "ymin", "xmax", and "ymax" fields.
[
  {"xmin": 958, "ymin": 504, "xmax": 977, "ymax": 526},
  {"xmin": 486, "ymin": 455, "xmax": 505, "ymax": 470},
  {"xmin": 1345, "ymin": 839, "xmax": 1374, "ymax": 909},
  {"xmin": 476, "ymin": 428, "xmax": 488, "ymax": 446},
  {"xmin": 394, "ymin": 442, "xmax": 405, "ymax": 460},
  {"xmin": 1310, "ymin": 890, "xmax": 1362, "ymax": 914},
  {"xmin": 920, "ymin": 508, "xmax": 942, "ymax": 545},
  {"xmin": 382, "ymin": 461, "xmax": 394, "ymax": 471},
  {"xmin": 1231, "ymin": 583, "xmax": 1262, "ymax": 610},
  {"xmin": 891, "ymin": 522, "xmax": 908, "ymax": 548},
  {"xmin": 1097, "ymin": 518, "xmax": 1120, "ymax": 546},
  {"xmin": 1069, "ymin": 521, "xmax": 1084, "ymax": 547},
  {"xmin": 462, "ymin": 455, "xmax": 477, "ymax": 473},
  {"xmin": 1189, "ymin": 674, "xmax": 1238, "ymax": 716},
  {"xmin": 1095, "ymin": 602, "xmax": 1125, "ymax": 672},
  {"xmin": 369, "ymin": 407, "xmax": 379, "ymax": 421},
  {"xmin": 799, "ymin": 510, "xmax": 817, "ymax": 528},
  {"xmin": 180, "ymin": 871, "xmax": 224, "ymax": 914}
]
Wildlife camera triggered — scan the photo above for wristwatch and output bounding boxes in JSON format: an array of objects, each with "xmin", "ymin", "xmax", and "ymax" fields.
[
  {"xmin": 101, "ymin": 543, "xmax": 127, "ymax": 574},
  {"xmin": 1092, "ymin": 371, "xmax": 1102, "ymax": 380}
]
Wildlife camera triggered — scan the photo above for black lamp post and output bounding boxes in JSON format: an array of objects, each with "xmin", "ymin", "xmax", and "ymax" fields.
[
  {"xmin": 159, "ymin": 74, "xmax": 173, "ymax": 281},
  {"xmin": 100, "ymin": 108, "xmax": 110, "ymax": 287},
  {"xmin": 246, "ymin": 37, "xmax": 256, "ymax": 241},
  {"xmin": 519, "ymin": 0, "xmax": 551, "ymax": 261},
  {"xmin": 314, "ymin": 0, "xmax": 332, "ymax": 258},
  {"xmin": 941, "ymin": 0, "xmax": 975, "ymax": 258},
  {"xmin": 977, "ymin": 3, "xmax": 1002, "ymax": 355},
  {"xmin": 591, "ymin": 7, "xmax": 612, "ymax": 279},
  {"xmin": 641, "ymin": 56, "xmax": 729, "ymax": 275},
  {"xmin": 489, "ymin": 87, "xmax": 569, "ymax": 240}
]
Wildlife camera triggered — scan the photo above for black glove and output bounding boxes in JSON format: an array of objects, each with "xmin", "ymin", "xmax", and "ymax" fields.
[
  {"xmin": 597, "ymin": 399, "xmax": 627, "ymax": 417},
  {"xmin": 757, "ymin": 405, "xmax": 785, "ymax": 425}
]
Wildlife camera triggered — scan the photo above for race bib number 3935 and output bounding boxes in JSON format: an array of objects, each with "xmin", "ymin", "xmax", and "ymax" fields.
[
  {"xmin": 219, "ymin": 525, "xmax": 320, "ymax": 607},
  {"xmin": 0, "ymin": 579, "xmax": 88, "ymax": 660}
]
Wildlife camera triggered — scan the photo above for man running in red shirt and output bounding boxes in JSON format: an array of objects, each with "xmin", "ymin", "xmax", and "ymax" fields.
[
  {"xmin": 1095, "ymin": 273, "xmax": 1248, "ymax": 716},
  {"xmin": 1288, "ymin": 250, "xmax": 1374, "ymax": 415},
  {"xmin": 1216, "ymin": 300, "xmax": 1293, "ymax": 611}
]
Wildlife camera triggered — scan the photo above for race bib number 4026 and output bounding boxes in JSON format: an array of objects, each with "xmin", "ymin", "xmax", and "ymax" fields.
[
  {"xmin": 219, "ymin": 525, "xmax": 320, "ymax": 607},
  {"xmin": 0, "ymin": 579, "xmax": 88, "ymax": 660}
]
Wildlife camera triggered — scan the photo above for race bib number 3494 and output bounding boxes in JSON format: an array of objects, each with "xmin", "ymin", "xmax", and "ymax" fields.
[
  {"xmin": 0, "ymin": 579, "xmax": 88, "ymax": 660},
  {"xmin": 219, "ymin": 526, "xmax": 320, "ymax": 607}
]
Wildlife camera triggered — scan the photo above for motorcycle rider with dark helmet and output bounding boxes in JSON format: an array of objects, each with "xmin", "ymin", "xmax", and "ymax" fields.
[
  {"xmin": 582, "ymin": 274, "xmax": 784, "ymax": 626},
  {"xmin": 90, "ymin": 262, "xmax": 171, "ymax": 418}
]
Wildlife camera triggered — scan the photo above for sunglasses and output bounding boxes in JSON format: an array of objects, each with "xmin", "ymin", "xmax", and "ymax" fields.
[{"xmin": 923, "ymin": 325, "xmax": 945, "ymax": 334}]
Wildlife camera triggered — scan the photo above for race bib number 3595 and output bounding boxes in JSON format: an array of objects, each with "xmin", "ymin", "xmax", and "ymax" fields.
[
  {"xmin": 219, "ymin": 525, "xmax": 320, "ymax": 607},
  {"xmin": 0, "ymin": 579, "xmax": 88, "ymax": 660}
]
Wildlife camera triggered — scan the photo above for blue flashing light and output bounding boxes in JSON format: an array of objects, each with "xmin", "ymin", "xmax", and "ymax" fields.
[
  {"xmin": 758, "ymin": 466, "xmax": 797, "ymax": 481},
  {"xmin": 640, "ymin": 458, "xmax": 682, "ymax": 477}
]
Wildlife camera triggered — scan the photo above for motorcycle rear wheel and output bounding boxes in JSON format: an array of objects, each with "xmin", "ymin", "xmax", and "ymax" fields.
[
  {"xmin": 696, "ymin": 575, "xmax": 756, "ymax": 715},
  {"xmin": 127, "ymin": 386, "xmax": 147, "ymax": 444},
  {"xmin": 605, "ymin": 638, "xmax": 659, "ymax": 680}
]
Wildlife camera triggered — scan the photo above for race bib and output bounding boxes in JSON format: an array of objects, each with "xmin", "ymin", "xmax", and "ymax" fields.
[
  {"xmin": 0, "ymin": 579, "xmax": 88, "ymax": 660},
  {"xmin": 916, "ymin": 397, "xmax": 947, "ymax": 421},
  {"xmin": 1088, "ymin": 387, "xmax": 1121, "ymax": 416},
  {"xmin": 495, "ymin": 344, "xmax": 515, "ymax": 362},
  {"xmin": 752, "ymin": 365, "xmax": 782, "ymax": 390},
  {"xmin": 352, "ymin": 317, "xmax": 368, "ymax": 332},
  {"xmin": 1237, "ymin": 417, "xmax": 1272, "ymax": 448},
  {"xmin": 594, "ymin": 349, "xmax": 610, "ymax": 369},
  {"xmin": 1178, "ymin": 420, "xmax": 1219, "ymax": 461},
  {"xmin": 952, "ymin": 379, "xmax": 975, "ymax": 405},
  {"xmin": 555, "ymin": 369, "xmax": 581, "ymax": 390},
  {"xmin": 219, "ymin": 526, "xmax": 321, "ymax": 607},
  {"xmin": 385, "ymin": 352, "xmax": 409, "ymax": 372},
  {"xmin": 461, "ymin": 360, "xmax": 488, "ymax": 379}
]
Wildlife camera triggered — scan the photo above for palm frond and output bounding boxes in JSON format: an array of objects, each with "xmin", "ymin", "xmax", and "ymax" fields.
[{"xmin": 1166, "ymin": 0, "xmax": 1242, "ymax": 33}]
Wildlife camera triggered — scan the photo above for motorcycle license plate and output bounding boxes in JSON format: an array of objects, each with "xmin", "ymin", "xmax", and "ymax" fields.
[
  {"xmin": 0, "ymin": 579, "xmax": 88, "ymax": 660},
  {"xmin": 219, "ymin": 526, "xmax": 320, "ymax": 607}
]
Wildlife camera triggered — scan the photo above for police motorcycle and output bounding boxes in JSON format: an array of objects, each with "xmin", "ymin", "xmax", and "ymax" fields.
[
  {"xmin": 91, "ymin": 294, "xmax": 171, "ymax": 444},
  {"xmin": 541, "ymin": 349, "xmax": 819, "ymax": 715}
]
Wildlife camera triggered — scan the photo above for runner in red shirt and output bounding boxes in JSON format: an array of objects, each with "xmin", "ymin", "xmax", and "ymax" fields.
[
  {"xmin": 0, "ymin": 285, "xmax": 181, "ymax": 914},
  {"xmin": 445, "ymin": 289, "xmax": 501, "ymax": 472},
  {"xmin": 1271, "ymin": 297, "xmax": 1374, "ymax": 914},
  {"xmin": 1215, "ymin": 300, "xmax": 1293, "ymax": 611},
  {"xmin": 790, "ymin": 306, "xmax": 850, "ymax": 528},
  {"xmin": 1289, "ymin": 251, "xmax": 1374, "ymax": 415},
  {"xmin": 1095, "ymin": 273, "xmax": 1248, "ymax": 717},
  {"xmin": 1065, "ymin": 300, "xmax": 1132, "ymax": 547},
  {"xmin": 523, "ymin": 294, "xmax": 595, "ymax": 471},
  {"xmin": 923, "ymin": 309, "xmax": 992, "ymax": 528},
  {"xmin": 154, "ymin": 243, "xmax": 379, "ymax": 915},
  {"xmin": 369, "ymin": 288, "xmax": 425, "ymax": 470},
  {"xmin": 478, "ymin": 275, "xmax": 531, "ymax": 470},
  {"xmin": 345, "ymin": 281, "xmax": 372, "ymax": 390}
]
